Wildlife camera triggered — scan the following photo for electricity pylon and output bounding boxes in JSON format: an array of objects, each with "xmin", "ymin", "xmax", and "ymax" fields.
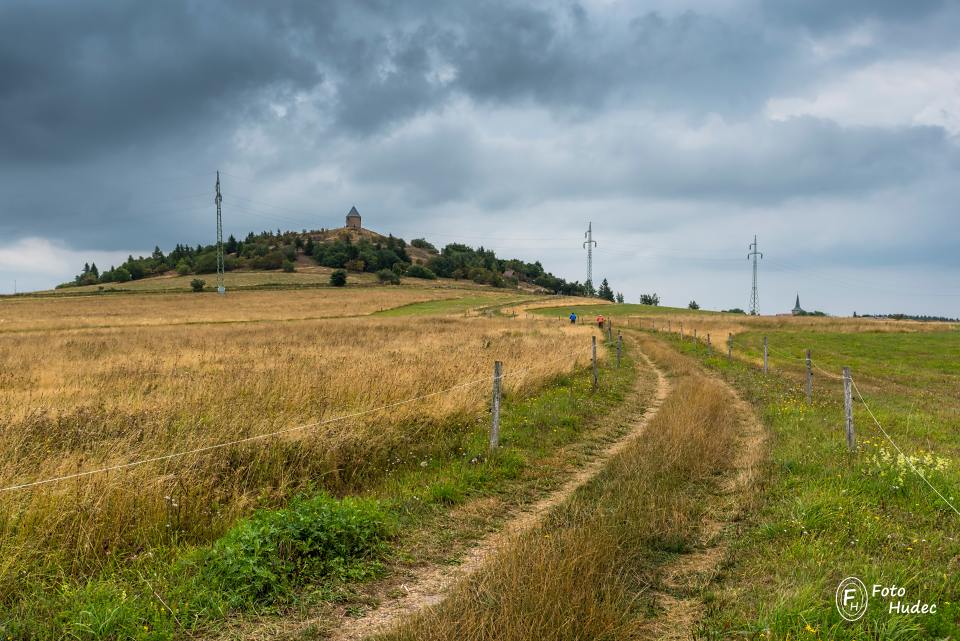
[
  {"xmin": 215, "ymin": 171, "xmax": 225, "ymax": 295},
  {"xmin": 747, "ymin": 234, "xmax": 762, "ymax": 315},
  {"xmin": 583, "ymin": 222, "xmax": 597, "ymax": 293}
]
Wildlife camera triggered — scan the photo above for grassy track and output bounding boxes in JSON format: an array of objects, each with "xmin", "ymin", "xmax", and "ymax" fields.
[
  {"xmin": 376, "ymin": 332, "xmax": 749, "ymax": 640},
  {"xmin": 663, "ymin": 329, "xmax": 960, "ymax": 640}
]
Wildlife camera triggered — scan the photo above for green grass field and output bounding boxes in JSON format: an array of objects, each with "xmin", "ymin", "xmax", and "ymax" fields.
[
  {"xmin": 374, "ymin": 294, "xmax": 532, "ymax": 317},
  {"xmin": 531, "ymin": 302, "xmax": 726, "ymax": 319},
  {"xmin": 667, "ymin": 329, "xmax": 960, "ymax": 640}
]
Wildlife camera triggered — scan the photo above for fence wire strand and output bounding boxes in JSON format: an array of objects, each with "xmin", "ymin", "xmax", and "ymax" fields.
[{"xmin": 1, "ymin": 343, "xmax": 594, "ymax": 494}]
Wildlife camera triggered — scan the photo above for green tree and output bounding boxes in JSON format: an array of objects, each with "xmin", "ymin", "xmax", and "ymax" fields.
[
  {"xmin": 639, "ymin": 293, "xmax": 660, "ymax": 306},
  {"xmin": 190, "ymin": 278, "xmax": 205, "ymax": 292},
  {"xmin": 597, "ymin": 278, "xmax": 615, "ymax": 302},
  {"xmin": 376, "ymin": 268, "xmax": 400, "ymax": 285},
  {"xmin": 410, "ymin": 238, "xmax": 437, "ymax": 253},
  {"xmin": 405, "ymin": 264, "xmax": 437, "ymax": 280},
  {"xmin": 688, "ymin": 300, "xmax": 700, "ymax": 310},
  {"xmin": 330, "ymin": 269, "xmax": 347, "ymax": 287},
  {"xmin": 615, "ymin": 292, "xmax": 624, "ymax": 303},
  {"xmin": 175, "ymin": 260, "xmax": 192, "ymax": 276}
]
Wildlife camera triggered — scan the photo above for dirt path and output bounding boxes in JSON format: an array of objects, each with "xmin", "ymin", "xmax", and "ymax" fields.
[
  {"xmin": 642, "ymin": 369, "xmax": 768, "ymax": 640},
  {"xmin": 319, "ymin": 349, "xmax": 671, "ymax": 641}
]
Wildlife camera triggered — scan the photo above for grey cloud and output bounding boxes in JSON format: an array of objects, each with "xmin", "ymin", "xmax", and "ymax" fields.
[
  {"xmin": 0, "ymin": 2, "xmax": 323, "ymax": 164},
  {"xmin": 341, "ymin": 113, "xmax": 955, "ymax": 211}
]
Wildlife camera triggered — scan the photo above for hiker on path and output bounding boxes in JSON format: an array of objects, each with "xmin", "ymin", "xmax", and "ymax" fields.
[
  {"xmin": 569, "ymin": 312, "xmax": 577, "ymax": 324},
  {"xmin": 596, "ymin": 314, "xmax": 605, "ymax": 329}
]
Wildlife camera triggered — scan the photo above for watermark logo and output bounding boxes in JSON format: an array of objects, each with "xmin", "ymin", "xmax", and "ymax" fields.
[
  {"xmin": 835, "ymin": 578, "xmax": 938, "ymax": 621},
  {"xmin": 836, "ymin": 577, "xmax": 869, "ymax": 621}
]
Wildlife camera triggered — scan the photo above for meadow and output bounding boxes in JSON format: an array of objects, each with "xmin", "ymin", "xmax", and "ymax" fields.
[
  {"xmin": 0, "ymin": 285, "xmax": 607, "ymax": 636},
  {"xmin": 4, "ymin": 284, "xmax": 958, "ymax": 640},
  {"xmin": 662, "ymin": 327, "xmax": 960, "ymax": 639}
]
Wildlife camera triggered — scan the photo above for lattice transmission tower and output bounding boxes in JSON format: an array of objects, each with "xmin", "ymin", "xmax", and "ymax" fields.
[
  {"xmin": 215, "ymin": 171, "xmax": 225, "ymax": 295},
  {"xmin": 747, "ymin": 234, "xmax": 762, "ymax": 315},
  {"xmin": 583, "ymin": 222, "xmax": 597, "ymax": 293}
]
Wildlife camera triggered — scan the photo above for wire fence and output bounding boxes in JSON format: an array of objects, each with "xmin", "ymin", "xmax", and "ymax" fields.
[
  {"xmin": 0, "ymin": 342, "xmax": 601, "ymax": 495},
  {"xmin": 629, "ymin": 319, "xmax": 959, "ymax": 518}
]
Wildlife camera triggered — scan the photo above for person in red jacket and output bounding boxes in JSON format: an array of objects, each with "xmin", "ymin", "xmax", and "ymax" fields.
[{"xmin": 596, "ymin": 314, "xmax": 605, "ymax": 329}]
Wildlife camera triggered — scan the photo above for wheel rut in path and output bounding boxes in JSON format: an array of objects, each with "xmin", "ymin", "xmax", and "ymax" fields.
[
  {"xmin": 324, "ymin": 348, "xmax": 671, "ymax": 641},
  {"xmin": 640, "ymin": 362, "xmax": 768, "ymax": 640}
]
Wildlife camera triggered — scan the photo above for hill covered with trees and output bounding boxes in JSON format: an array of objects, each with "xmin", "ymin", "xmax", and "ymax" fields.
[{"xmin": 61, "ymin": 226, "xmax": 617, "ymax": 298}]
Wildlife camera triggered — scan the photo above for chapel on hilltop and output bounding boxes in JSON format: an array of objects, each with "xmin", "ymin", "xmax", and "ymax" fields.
[{"xmin": 345, "ymin": 206, "xmax": 362, "ymax": 229}]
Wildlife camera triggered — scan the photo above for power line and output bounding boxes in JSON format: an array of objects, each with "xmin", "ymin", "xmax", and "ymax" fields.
[
  {"xmin": 583, "ymin": 222, "xmax": 597, "ymax": 290},
  {"xmin": 747, "ymin": 235, "xmax": 763, "ymax": 315},
  {"xmin": 214, "ymin": 172, "xmax": 225, "ymax": 295}
]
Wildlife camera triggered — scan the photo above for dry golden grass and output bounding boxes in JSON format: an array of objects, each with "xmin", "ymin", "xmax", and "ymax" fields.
[
  {"xmin": 503, "ymin": 296, "xmax": 611, "ymax": 317},
  {"xmin": 0, "ymin": 287, "xmax": 523, "ymax": 333},
  {"xmin": 0, "ymin": 290, "xmax": 595, "ymax": 599},
  {"xmin": 379, "ymin": 332, "xmax": 742, "ymax": 641}
]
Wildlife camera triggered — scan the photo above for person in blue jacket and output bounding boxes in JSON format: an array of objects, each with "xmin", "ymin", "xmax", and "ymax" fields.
[{"xmin": 569, "ymin": 311, "xmax": 577, "ymax": 324}]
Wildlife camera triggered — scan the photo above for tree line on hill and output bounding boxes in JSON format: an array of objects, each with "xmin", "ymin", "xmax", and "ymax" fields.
[
  {"xmin": 854, "ymin": 312, "xmax": 959, "ymax": 322},
  {"xmin": 60, "ymin": 228, "xmax": 625, "ymax": 299}
]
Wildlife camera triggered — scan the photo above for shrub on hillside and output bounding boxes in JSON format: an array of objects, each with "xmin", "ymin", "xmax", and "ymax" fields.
[
  {"xmin": 330, "ymin": 269, "xmax": 347, "ymax": 287},
  {"xmin": 190, "ymin": 279, "xmax": 206, "ymax": 292},
  {"xmin": 250, "ymin": 251, "xmax": 284, "ymax": 270},
  {"xmin": 410, "ymin": 238, "xmax": 437, "ymax": 253},
  {"xmin": 405, "ymin": 264, "xmax": 437, "ymax": 280},
  {"xmin": 282, "ymin": 260, "xmax": 296, "ymax": 273},
  {"xmin": 344, "ymin": 258, "xmax": 366, "ymax": 272},
  {"xmin": 377, "ymin": 268, "xmax": 400, "ymax": 285},
  {"xmin": 175, "ymin": 260, "xmax": 192, "ymax": 276},
  {"xmin": 197, "ymin": 493, "xmax": 391, "ymax": 607}
]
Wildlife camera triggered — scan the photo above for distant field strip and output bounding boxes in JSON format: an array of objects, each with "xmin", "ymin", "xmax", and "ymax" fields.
[{"xmin": 0, "ymin": 288, "xmax": 530, "ymax": 332}]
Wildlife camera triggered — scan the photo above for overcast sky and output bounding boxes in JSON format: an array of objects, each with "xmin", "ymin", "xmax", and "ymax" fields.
[{"xmin": 2, "ymin": 1, "xmax": 959, "ymax": 315}]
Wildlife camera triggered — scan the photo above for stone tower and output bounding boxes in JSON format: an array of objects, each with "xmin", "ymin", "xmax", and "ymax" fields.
[{"xmin": 345, "ymin": 206, "xmax": 361, "ymax": 229}]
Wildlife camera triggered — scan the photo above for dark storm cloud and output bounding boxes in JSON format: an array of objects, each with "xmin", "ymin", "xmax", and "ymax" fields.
[
  {"xmin": 761, "ymin": 0, "xmax": 950, "ymax": 32},
  {"xmin": 0, "ymin": 0, "xmax": 809, "ymax": 160},
  {"xmin": 0, "ymin": 1, "xmax": 327, "ymax": 164}
]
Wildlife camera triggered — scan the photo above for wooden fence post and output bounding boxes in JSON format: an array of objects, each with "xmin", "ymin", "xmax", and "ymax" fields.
[
  {"xmin": 607, "ymin": 324, "xmax": 613, "ymax": 343},
  {"xmin": 707, "ymin": 333, "xmax": 712, "ymax": 355},
  {"xmin": 805, "ymin": 349, "xmax": 813, "ymax": 404},
  {"xmin": 667, "ymin": 320, "xmax": 671, "ymax": 333},
  {"xmin": 679, "ymin": 322, "xmax": 683, "ymax": 340},
  {"xmin": 843, "ymin": 367, "xmax": 855, "ymax": 451},
  {"xmin": 763, "ymin": 336, "xmax": 768, "ymax": 374},
  {"xmin": 489, "ymin": 360, "xmax": 502, "ymax": 449},
  {"xmin": 727, "ymin": 334, "xmax": 733, "ymax": 361},
  {"xmin": 592, "ymin": 336, "xmax": 598, "ymax": 391},
  {"xmin": 616, "ymin": 332, "xmax": 622, "ymax": 368}
]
